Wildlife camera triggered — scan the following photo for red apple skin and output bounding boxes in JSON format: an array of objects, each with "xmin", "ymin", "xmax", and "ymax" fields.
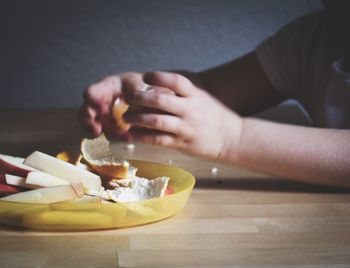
[
  {"xmin": 0, "ymin": 158, "xmax": 32, "ymax": 177},
  {"xmin": 0, "ymin": 174, "xmax": 29, "ymax": 197},
  {"xmin": 0, "ymin": 173, "xmax": 5, "ymax": 184},
  {"xmin": 0, "ymin": 183, "xmax": 23, "ymax": 197},
  {"xmin": 165, "ymin": 185, "xmax": 174, "ymax": 196}
]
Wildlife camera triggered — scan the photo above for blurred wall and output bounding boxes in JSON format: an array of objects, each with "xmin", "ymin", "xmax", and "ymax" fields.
[{"xmin": 0, "ymin": 0, "xmax": 321, "ymax": 108}]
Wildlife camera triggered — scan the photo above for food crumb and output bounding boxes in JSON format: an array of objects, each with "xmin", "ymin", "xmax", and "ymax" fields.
[
  {"xmin": 125, "ymin": 143, "xmax": 135, "ymax": 151},
  {"xmin": 211, "ymin": 167, "xmax": 218, "ymax": 175}
]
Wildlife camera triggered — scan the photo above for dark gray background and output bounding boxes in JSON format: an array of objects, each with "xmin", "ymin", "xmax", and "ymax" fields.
[{"xmin": 0, "ymin": 0, "xmax": 321, "ymax": 109}]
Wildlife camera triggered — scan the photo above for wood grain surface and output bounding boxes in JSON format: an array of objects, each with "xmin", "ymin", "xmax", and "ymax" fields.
[{"xmin": 1, "ymin": 109, "xmax": 350, "ymax": 268}]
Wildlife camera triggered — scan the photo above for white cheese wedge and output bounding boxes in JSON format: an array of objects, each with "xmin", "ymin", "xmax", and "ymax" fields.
[
  {"xmin": 24, "ymin": 151, "xmax": 102, "ymax": 193},
  {"xmin": 1, "ymin": 183, "xmax": 84, "ymax": 204},
  {"xmin": 5, "ymin": 174, "xmax": 37, "ymax": 189},
  {"xmin": 107, "ymin": 176, "xmax": 169, "ymax": 203},
  {"xmin": 26, "ymin": 171, "xmax": 69, "ymax": 187}
]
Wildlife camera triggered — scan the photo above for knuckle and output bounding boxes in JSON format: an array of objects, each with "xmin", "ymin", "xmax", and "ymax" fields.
[
  {"xmin": 85, "ymin": 84, "xmax": 99, "ymax": 98},
  {"xmin": 172, "ymin": 73, "xmax": 182, "ymax": 87},
  {"xmin": 121, "ymin": 71, "xmax": 140, "ymax": 78},
  {"xmin": 149, "ymin": 71, "xmax": 162, "ymax": 81},
  {"xmin": 104, "ymin": 76, "xmax": 116, "ymax": 87},
  {"xmin": 152, "ymin": 93, "xmax": 165, "ymax": 108},
  {"xmin": 82, "ymin": 105, "xmax": 94, "ymax": 118},
  {"xmin": 122, "ymin": 73, "xmax": 145, "ymax": 92},
  {"xmin": 174, "ymin": 120, "xmax": 183, "ymax": 135},
  {"xmin": 102, "ymin": 75, "xmax": 115, "ymax": 83},
  {"xmin": 149, "ymin": 116, "xmax": 163, "ymax": 129},
  {"xmin": 104, "ymin": 75, "xmax": 121, "ymax": 89},
  {"xmin": 173, "ymin": 73, "xmax": 192, "ymax": 92},
  {"xmin": 153, "ymin": 135, "xmax": 166, "ymax": 146},
  {"xmin": 143, "ymin": 71, "xmax": 163, "ymax": 85}
]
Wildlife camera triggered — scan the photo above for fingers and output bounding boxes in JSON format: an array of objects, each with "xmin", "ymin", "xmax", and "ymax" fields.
[
  {"xmin": 121, "ymin": 75, "xmax": 149, "ymax": 95},
  {"xmin": 80, "ymin": 72, "xmax": 193, "ymax": 141},
  {"xmin": 124, "ymin": 89, "xmax": 185, "ymax": 117},
  {"xmin": 124, "ymin": 113, "xmax": 193, "ymax": 138},
  {"xmin": 81, "ymin": 73, "xmax": 145, "ymax": 138},
  {"xmin": 79, "ymin": 104, "xmax": 102, "ymax": 136},
  {"xmin": 99, "ymin": 114, "xmax": 121, "ymax": 139},
  {"xmin": 143, "ymin": 71, "xmax": 194, "ymax": 97},
  {"xmin": 129, "ymin": 128, "xmax": 179, "ymax": 148},
  {"xmin": 84, "ymin": 76, "xmax": 121, "ymax": 113}
]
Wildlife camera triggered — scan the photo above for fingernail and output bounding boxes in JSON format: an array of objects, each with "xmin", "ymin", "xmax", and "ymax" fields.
[{"xmin": 144, "ymin": 85, "xmax": 153, "ymax": 91}]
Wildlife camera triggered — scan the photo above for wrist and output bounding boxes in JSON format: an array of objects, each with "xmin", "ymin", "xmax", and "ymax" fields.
[{"xmin": 217, "ymin": 112, "xmax": 244, "ymax": 165}]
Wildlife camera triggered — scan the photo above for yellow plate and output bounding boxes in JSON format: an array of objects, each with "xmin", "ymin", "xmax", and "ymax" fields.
[{"xmin": 0, "ymin": 160, "xmax": 195, "ymax": 231}]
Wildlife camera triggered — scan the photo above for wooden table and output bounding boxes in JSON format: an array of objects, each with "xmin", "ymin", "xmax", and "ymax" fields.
[{"xmin": 1, "ymin": 109, "xmax": 350, "ymax": 267}]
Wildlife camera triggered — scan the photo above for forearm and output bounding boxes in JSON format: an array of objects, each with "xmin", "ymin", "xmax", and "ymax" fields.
[
  {"xmin": 197, "ymin": 52, "xmax": 285, "ymax": 115},
  {"xmin": 222, "ymin": 117, "xmax": 350, "ymax": 188}
]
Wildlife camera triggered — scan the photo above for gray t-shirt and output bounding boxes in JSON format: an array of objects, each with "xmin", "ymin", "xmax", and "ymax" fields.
[{"xmin": 256, "ymin": 11, "xmax": 350, "ymax": 129}]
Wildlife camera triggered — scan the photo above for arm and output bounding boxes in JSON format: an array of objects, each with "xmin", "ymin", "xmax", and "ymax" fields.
[
  {"xmin": 123, "ymin": 71, "xmax": 350, "ymax": 189},
  {"xmin": 80, "ymin": 51, "xmax": 283, "ymax": 137},
  {"xmin": 181, "ymin": 52, "xmax": 286, "ymax": 115},
  {"xmin": 80, "ymin": 53, "xmax": 350, "ymax": 188},
  {"xmin": 225, "ymin": 118, "xmax": 350, "ymax": 188}
]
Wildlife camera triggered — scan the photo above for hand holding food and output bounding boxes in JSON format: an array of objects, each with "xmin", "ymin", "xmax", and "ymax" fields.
[
  {"xmin": 79, "ymin": 72, "xmax": 148, "ymax": 138},
  {"xmin": 124, "ymin": 71, "xmax": 243, "ymax": 161}
]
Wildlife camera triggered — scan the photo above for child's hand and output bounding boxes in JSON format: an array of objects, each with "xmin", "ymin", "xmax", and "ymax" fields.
[
  {"xmin": 124, "ymin": 71, "xmax": 243, "ymax": 160},
  {"xmin": 79, "ymin": 72, "xmax": 147, "ymax": 138}
]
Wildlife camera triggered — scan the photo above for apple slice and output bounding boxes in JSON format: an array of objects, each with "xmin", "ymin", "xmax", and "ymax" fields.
[
  {"xmin": 5, "ymin": 174, "xmax": 37, "ymax": 189},
  {"xmin": 0, "ymin": 183, "xmax": 23, "ymax": 197},
  {"xmin": 165, "ymin": 185, "xmax": 174, "ymax": 196},
  {"xmin": 0, "ymin": 154, "xmax": 36, "ymax": 177},
  {"xmin": 26, "ymin": 171, "xmax": 69, "ymax": 187},
  {"xmin": 0, "ymin": 173, "xmax": 5, "ymax": 184},
  {"xmin": 24, "ymin": 151, "xmax": 101, "ymax": 193},
  {"xmin": 0, "ymin": 183, "xmax": 84, "ymax": 204}
]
